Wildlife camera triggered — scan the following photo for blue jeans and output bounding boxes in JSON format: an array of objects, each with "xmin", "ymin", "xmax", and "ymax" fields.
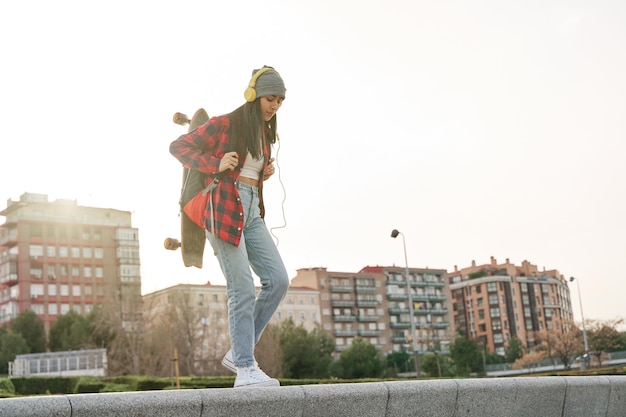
[{"xmin": 207, "ymin": 181, "xmax": 289, "ymax": 367}]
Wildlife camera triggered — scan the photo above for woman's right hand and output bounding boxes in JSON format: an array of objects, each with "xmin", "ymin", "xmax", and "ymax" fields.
[{"xmin": 219, "ymin": 152, "xmax": 239, "ymax": 173}]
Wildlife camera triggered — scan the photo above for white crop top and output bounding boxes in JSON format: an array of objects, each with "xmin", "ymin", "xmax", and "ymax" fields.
[{"xmin": 240, "ymin": 152, "xmax": 264, "ymax": 180}]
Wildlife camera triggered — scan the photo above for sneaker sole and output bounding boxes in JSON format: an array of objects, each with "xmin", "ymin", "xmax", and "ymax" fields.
[{"xmin": 234, "ymin": 380, "xmax": 280, "ymax": 388}]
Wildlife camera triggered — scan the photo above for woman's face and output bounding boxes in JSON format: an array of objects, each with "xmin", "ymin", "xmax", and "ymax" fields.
[{"xmin": 259, "ymin": 95, "xmax": 284, "ymax": 121}]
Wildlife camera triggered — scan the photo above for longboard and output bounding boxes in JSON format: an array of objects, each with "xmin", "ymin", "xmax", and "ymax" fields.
[{"xmin": 164, "ymin": 108, "xmax": 209, "ymax": 268}]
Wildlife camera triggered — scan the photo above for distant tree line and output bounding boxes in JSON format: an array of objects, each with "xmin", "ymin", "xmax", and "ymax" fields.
[{"xmin": 1, "ymin": 304, "xmax": 624, "ymax": 378}]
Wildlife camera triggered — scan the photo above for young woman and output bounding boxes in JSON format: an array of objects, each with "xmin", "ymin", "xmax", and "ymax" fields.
[{"xmin": 169, "ymin": 66, "xmax": 289, "ymax": 388}]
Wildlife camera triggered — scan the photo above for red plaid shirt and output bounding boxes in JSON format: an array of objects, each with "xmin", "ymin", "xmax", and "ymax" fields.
[{"xmin": 169, "ymin": 115, "xmax": 269, "ymax": 247}]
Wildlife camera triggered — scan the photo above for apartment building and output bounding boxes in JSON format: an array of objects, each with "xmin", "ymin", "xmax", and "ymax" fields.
[
  {"xmin": 448, "ymin": 256, "xmax": 574, "ymax": 355},
  {"xmin": 290, "ymin": 266, "xmax": 454, "ymax": 355},
  {"xmin": 0, "ymin": 192, "xmax": 142, "ymax": 333}
]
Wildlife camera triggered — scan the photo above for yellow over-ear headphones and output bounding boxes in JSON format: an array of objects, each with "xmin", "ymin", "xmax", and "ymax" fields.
[{"xmin": 244, "ymin": 67, "xmax": 277, "ymax": 102}]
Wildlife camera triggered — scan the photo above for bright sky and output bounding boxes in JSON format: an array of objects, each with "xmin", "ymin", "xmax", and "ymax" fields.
[{"xmin": 1, "ymin": 0, "xmax": 625, "ymax": 328}]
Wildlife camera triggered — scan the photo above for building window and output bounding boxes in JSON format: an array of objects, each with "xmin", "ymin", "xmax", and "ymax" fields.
[
  {"xmin": 83, "ymin": 247, "xmax": 92, "ymax": 258},
  {"xmin": 48, "ymin": 285, "xmax": 57, "ymax": 296},
  {"xmin": 71, "ymin": 247, "xmax": 80, "ymax": 258},
  {"xmin": 59, "ymin": 247, "xmax": 68, "ymax": 257},
  {"xmin": 46, "ymin": 246, "xmax": 56, "ymax": 257},
  {"xmin": 48, "ymin": 304, "xmax": 58, "ymax": 315},
  {"xmin": 490, "ymin": 308, "xmax": 500, "ymax": 318},
  {"xmin": 94, "ymin": 248, "xmax": 103, "ymax": 259},
  {"xmin": 487, "ymin": 282, "xmax": 497, "ymax": 292},
  {"xmin": 31, "ymin": 267, "xmax": 43, "ymax": 280},
  {"xmin": 478, "ymin": 310, "xmax": 485, "ymax": 319},
  {"xmin": 29, "ymin": 245, "xmax": 44, "ymax": 258},
  {"xmin": 488, "ymin": 294, "xmax": 498, "ymax": 305}
]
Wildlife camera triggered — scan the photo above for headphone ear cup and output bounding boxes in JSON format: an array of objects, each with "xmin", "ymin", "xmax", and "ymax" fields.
[{"xmin": 244, "ymin": 86, "xmax": 256, "ymax": 102}]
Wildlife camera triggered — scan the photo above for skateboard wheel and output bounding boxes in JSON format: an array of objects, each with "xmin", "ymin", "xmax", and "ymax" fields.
[
  {"xmin": 173, "ymin": 112, "xmax": 190, "ymax": 126},
  {"xmin": 164, "ymin": 238, "xmax": 181, "ymax": 250}
]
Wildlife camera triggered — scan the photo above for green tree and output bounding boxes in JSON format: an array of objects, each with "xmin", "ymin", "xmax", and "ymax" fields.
[
  {"xmin": 48, "ymin": 310, "xmax": 92, "ymax": 351},
  {"xmin": 386, "ymin": 350, "xmax": 411, "ymax": 375},
  {"xmin": 0, "ymin": 327, "xmax": 30, "ymax": 374},
  {"xmin": 333, "ymin": 337, "xmax": 385, "ymax": 379},
  {"xmin": 420, "ymin": 352, "xmax": 453, "ymax": 377},
  {"xmin": 449, "ymin": 335, "xmax": 481, "ymax": 376},
  {"xmin": 279, "ymin": 320, "xmax": 334, "ymax": 378},
  {"xmin": 504, "ymin": 336, "xmax": 526, "ymax": 363},
  {"xmin": 10, "ymin": 310, "xmax": 46, "ymax": 353}
]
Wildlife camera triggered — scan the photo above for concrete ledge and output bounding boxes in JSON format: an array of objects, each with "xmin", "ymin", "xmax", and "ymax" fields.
[{"xmin": 0, "ymin": 376, "xmax": 625, "ymax": 417}]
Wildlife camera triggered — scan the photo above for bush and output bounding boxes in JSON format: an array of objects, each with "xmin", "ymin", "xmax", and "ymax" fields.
[
  {"xmin": 0, "ymin": 378, "xmax": 15, "ymax": 394},
  {"xmin": 75, "ymin": 377, "xmax": 106, "ymax": 394},
  {"xmin": 11, "ymin": 377, "xmax": 80, "ymax": 395},
  {"xmin": 135, "ymin": 377, "xmax": 170, "ymax": 391},
  {"xmin": 100, "ymin": 383, "xmax": 131, "ymax": 392}
]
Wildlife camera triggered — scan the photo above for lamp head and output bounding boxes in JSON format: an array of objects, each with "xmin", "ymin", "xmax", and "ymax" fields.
[
  {"xmin": 569, "ymin": 276, "xmax": 575, "ymax": 282},
  {"xmin": 391, "ymin": 229, "xmax": 400, "ymax": 238}
]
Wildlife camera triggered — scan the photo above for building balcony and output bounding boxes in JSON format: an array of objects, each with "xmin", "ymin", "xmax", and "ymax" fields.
[
  {"xmin": 355, "ymin": 286, "xmax": 377, "ymax": 293},
  {"xmin": 331, "ymin": 300, "xmax": 354, "ymax": 307},
  {"xmin": 387, "ymin": 294, "xmax": 408, "ymax": 301},
  {"xmin": 390, "ymin": 322, "xmax": 410, "ymax": 329},
  {"xmin": 358, "ymin": 330, "xmax": 382, "ymax": 337},
  {"xmin": 357, "ymin": 315, "xmax": 380, "ymax": 322},
  {"xmin": 391, "ymin": 336, "xmax": 408, "ymax": 343},
  {"xmin": 330, "ymin": 285, "xmax": 353, "ymax": 293},
  {"xmin": 414, "ymin": 294, "xmax": 446, "ymax": 302},
  {"xmin": 355, "ymin": 300, "xmax": 378, "ymax": 307},
  {"xmin": 0, "ymin": 273, "xmax": 18, "ymax": 285},
  {"xmin": 333, "ymin": 315, "xmax": 357, "ymax": 322},
  {"xmin": 333, "ymin": 330, "xmax": 358, "ymax": 337}
]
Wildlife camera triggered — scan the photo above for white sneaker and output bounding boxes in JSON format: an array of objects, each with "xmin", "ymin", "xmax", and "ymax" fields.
[
  {"xmin": 234, "ymin": 366, "xmax": 280, "ymax": 388},
  {"xmin": 221, "ymin": 349, "xmax": 258, "ymax": 374}
]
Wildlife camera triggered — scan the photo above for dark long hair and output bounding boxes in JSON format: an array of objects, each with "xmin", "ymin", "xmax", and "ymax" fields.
[{"xmin": 228, "ymin": 100, "xmax": 277, "ymax": 160}]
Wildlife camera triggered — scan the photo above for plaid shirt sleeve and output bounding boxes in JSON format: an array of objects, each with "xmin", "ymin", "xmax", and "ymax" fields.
[
  {"xmin": 169, "ymin": 115, "xmax": 246, "ymax": 247},
  {"xmin": 169, "ymin": 116, "xmax": 230, "ymax": 175}
]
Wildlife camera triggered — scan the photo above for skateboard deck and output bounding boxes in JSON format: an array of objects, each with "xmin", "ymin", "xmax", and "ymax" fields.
[{"xmin": 164, "ymin": 108, "xmax": 209, "ymax": 268}]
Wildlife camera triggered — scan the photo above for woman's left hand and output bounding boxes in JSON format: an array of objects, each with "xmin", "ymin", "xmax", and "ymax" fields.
[{"xmin": 263, "ymin": 158, "xmax": 276, "ymax": 180}]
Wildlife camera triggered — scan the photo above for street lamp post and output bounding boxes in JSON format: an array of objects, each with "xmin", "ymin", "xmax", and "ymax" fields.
[
  {"xmin": 569, "ymin": 276, "xmax": 589, "ymax": 370},
  {"xmin": 391, "ymin": 229, "xmax": 420, "ymax": 379}
]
